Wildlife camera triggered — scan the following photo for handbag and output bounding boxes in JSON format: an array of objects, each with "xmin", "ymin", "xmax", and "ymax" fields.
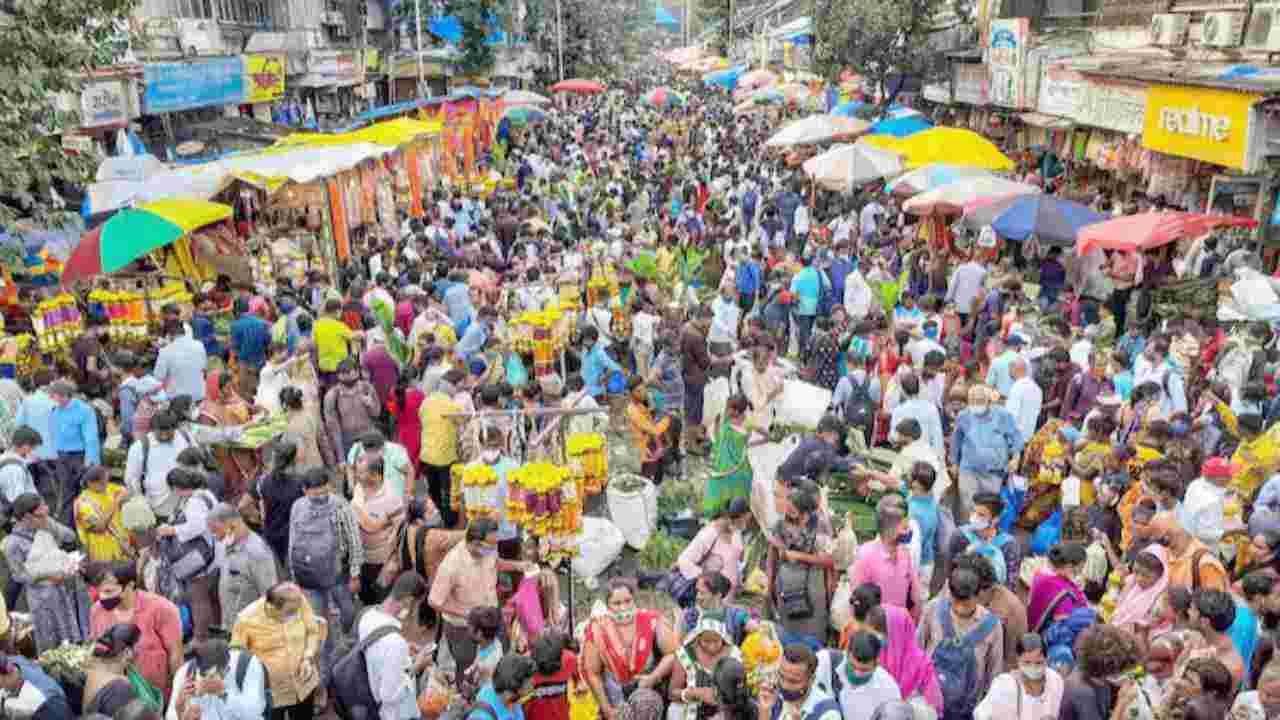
[{"xmin": 657, "ymin": 537, "xmax": 718, "ymax": 607}]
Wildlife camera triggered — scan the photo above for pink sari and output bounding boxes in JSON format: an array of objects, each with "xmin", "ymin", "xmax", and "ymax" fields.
[
  {"xmin": 1111, "ymin": 544, "xmax": 1171, "ymax": 631},
  {"xmin": 882, "ymin": 606, "xmax": 943, "ymax": 712}
]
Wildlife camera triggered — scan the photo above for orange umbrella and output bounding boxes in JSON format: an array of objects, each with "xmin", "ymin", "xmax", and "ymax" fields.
[
  {"xmin": 550, "ymin": 79, "xmax": 606, "ymax": 94},
  {"xmin": 1076, "ymin": 212, "xmax": 1258, "ymax": 255}
]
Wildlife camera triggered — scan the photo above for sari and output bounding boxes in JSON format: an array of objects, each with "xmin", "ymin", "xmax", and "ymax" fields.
[
  {"xmin": 673, "ymin": 613, "xmax": 741, "ymax": 720},
  {"xmin": 1026, "ymin": 570, "xmax": 1088, "ymax": 633},
  {"xmin": 1110, "ymin": 545, "xmax": 1170, "ymax": 634},
  {"xmin": 584, "ymin": 609, "xmax": 661, "ymax": 707},
  {"xmin": 704, "ymin": 418, "xmax": 752, "ymax": 518},
  {"xmin": 880, "ymin": 606, "xmax": 943, "ymax": 713},
  {"xmin": 199, "ymin": 379, "xmax": 255, "ymax": 501}
]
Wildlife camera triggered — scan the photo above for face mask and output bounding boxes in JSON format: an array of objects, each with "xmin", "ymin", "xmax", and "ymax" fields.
[
  {"xmin": 611, "ymin": 608, "xmax": 636, "ymax": 624},
  {"xmin": 100, "ymin": 596, "xmax": 123, "ymax": 611},
  {"xmin": 844, "ymin": 663, "xmax": 874, "ymax": 687},
  {"xmin": 779, "ymin": 687, "xmax": 807, "ymax": 703},
  {"xmin": 309, "ymin": 495, "xmax": 328, "ymax": 506},
  {"xmin": 1021, "ymin": 664, "xmax": 1046, "ymax": 681},
  {"xmin": 970, "ymin": 517, "xmax": 991, "ymax": 532},
  {"xmin": 896, "ymin": 530, "xmax": 913, "ymax": 545}
]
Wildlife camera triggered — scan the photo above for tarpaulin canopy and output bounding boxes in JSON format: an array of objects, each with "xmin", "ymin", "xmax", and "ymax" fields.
[
  {"xmin": 63, "ymin": 200, "xmax": 232, "ymax": 284},
  {"xmin": 765, "ymin": 115, "xmax": 869, "ymax": 147},
  {"xmin": 802, "ymin": 143, "xmax": 903, "ymax": 192},
  {"xmin": 903, "ymin": 177, "xmax": 1040, "ymax": 215},
  {"xmin": 703, "ymin": 65, "xmax": 746, "ymax": 90},
  {"xmin": 1076, "ymin": 212, "xmax": 1259, "ymax": 255},
  {"xmin": 885, "ymin": 164, "xmax": 994, "ymax": 196},
  {"xmin": 863, "ymin": 127, "xmax": 1013, "ymax": 170}
]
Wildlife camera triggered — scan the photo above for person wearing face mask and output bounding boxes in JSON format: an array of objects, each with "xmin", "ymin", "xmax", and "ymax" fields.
[
  {"xmin": 323, "ymin": 359, "xmax": 381, "ymax": 464},
  {"xmin": 1026, "ymin": 543, "xmax": 1090, "ymax": 638},
  {"xmin": 1111, "ymin": 548, "xmax": 1173, "ymax": 647},
  {"xmin": 834, "ymin": 590, "xmax": 944, "ymax": 715},
  {"xmin": 1148, "ymin": 511, "xmax": 1229, "ymax": 592},
  {"xmin": 466, "ymin": 654, "xmax": 538, "ymax": 720},
  {"xmin": 430, "ymin": 518, "xmax": 535, "ymax": 683},
  {"xmin": 232, "ymin": 582, "xmax": 325, "ymax": 719},
  {"xmin": 673, "ymin": 498, "xmax": 749, "ymax": 601},
  {"xmin": 848, "ymin": 498, "xmax": 923, "ymax": 623},
  {"xmin": 4, "ymin": 493, "xmax": 90, "ymax": 655},
  {"xmin": 755, "ymin": 644, "xmax": 841, "ymax": 720},
  {"xmin": 948, "ymin": 492, "xmax": 1020, "ymax": 589},
  {"xmin": 918, "ymin": 566, "xmax": 1004, "ymax": 720},
  {"xmin": 82, "ymin": 623, "xmax": 148, "ymax": 717},
  {"xmin": 582, "ymin": 578, "xmax": 678, "ymax": 720},
  {"xmin": 206, "ymin": 502, "xmax": 277, "ymax": 627},
  {"xmin": 355, "ymin": 572, "xmax": 432, "ymax": 720},
  {"xmin": 974, "ymin": 632, "xmax": 1063, "ymax": 720},
  {"xmin": 1178, "ymin": 457, "xmax": 1240, "ymax": 556},
  {"xmin": 669, "ymin": 613, "xmax": 741, "ymax": 720},
  {"xmin": 678, "ymin": 571, "xmax": 755, "ymax": 645},
  {"xmin": 817, "ymin": 630, "xmax": 900, "ymax": 720},
  {"xmin": 949, "ymin": 384, "xmax": 1024, "ymax": 525},
  {"xmin": 87, "ymin": 562, "xmax": 183, "ymax": 699},
  {"xmin": 1058, "ymin": 623, "xmax": 1143, "ymax": 720}
]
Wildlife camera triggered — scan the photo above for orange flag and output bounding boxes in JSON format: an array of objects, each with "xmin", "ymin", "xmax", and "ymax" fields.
[
  {"xmin": 463, "ymin": 125, "xmax": 475, "ymax": 177},
  {"xmin": 327, "ymin": 178, "xmax": 350, "ymax": 261},
  {"xmin": 407, "ymin": 149, "xmax": 424, "ymax": 218}
]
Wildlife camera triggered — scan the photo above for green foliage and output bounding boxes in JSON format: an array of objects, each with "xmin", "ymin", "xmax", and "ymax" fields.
[
  {"xmin": 0, "ymin": 0, "xmax": 138, "ymax": 225},
  {"xmin": 675, "ymin": 245, "xmax": 707, "ymax": 286},
  {"xmin": 696, "ymin": 0, "xmax": 732, "ymax": 55},
  {"xmin": 446, "ymin": 0, "xmax": 499, "ymax": 76},
  {"xmin": 369, "ymin": 300, "xmax": 411, "ymax": 367},
  {"xmin": 637, "ymin": 530, "xmax": 690, "ymax": 571},
  {"xmin": 873, "ymin": 270, "xmax": 909, "ymax": 318},
  {"xmin": 625, "ymin": 252, "xmax": 659, "ymax": 282}
]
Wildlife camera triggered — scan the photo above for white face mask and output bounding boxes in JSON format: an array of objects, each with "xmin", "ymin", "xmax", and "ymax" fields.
[{"xmin": 1021, "ymin": 664, "xmax": 1046, "ymax": 681}]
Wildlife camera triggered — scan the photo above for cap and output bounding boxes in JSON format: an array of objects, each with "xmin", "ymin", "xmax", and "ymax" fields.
[{"xmin": 1201, "ymin": 457, "xmax": 1241, "ymax": 478}]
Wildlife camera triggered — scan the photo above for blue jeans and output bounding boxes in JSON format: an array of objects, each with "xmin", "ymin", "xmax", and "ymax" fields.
[{"xmin": 303, "ymin": 583, "xmax": 355, "ymax": 686}]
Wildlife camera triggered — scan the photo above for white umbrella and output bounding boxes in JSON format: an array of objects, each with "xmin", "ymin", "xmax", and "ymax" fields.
[
  {"xmin": 903, "ymin": 177, "xmax": 1041, "ymax": 215},
  {"xmin": 765, "ymin": 115, "xmax": 870, "ymax": 148},
  {"xmin": 502, "ymin": 89, "xmax": 551, "ymax": 106},
  {"xmin": 802, "ymin": 143, "xmax": 903, "ymax": 193}
]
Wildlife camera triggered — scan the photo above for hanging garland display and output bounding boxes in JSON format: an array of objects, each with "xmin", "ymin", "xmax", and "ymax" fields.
[
  {"xmin": 566, "ymin": 432, "xmax": 608, "ymax": 495},
  {"xmin": 507, "ymin": 462, "xmax": 582, "ymax": 560}
]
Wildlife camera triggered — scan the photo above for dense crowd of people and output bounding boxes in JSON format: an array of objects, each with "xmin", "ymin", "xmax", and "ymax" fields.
[{"xmin": 0, "ymin": 60, "xmax": 1275, "ymax": 720}]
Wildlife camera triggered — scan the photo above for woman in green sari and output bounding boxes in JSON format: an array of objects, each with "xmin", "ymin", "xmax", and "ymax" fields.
[{"xmin": 704, "ymin": 396, "xmax": 765, "ymax": 518}]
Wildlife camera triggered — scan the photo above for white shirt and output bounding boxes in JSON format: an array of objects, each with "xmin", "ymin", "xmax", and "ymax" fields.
[
  {"xmin": 165, "ymin": 649, "xmax": 269, "ymax": 720},
  {"xmin": 795, "ymin": 204, "xmax": 811, "ymax": 235},
  {"xmin": 974, "ymin": 669, "xmax": 1065, "ymax": 720},
  {"xmin": 859, "ymin": 202, "xmax": 885, "ymax": 237},
  {"xmin": 1179, "ymin": 477, "xmax": 1229, "ymax": 550},
  {"xmin": 834, "ymin": 665, "xmax": 901, "ymax": 720},
  {"xmin": 632, "ymin": 312, "xmax": 658, "ymax": 345},
  {"xmin": 709, "ymin": 296, "xmax": 741, "ymax": 345},
  {"xmin": 906, "ymin": 337, "xmax": 945, "ymax": 368},
  {"xmin": 844, "ymin": 270, "xmax": 874, "ymax": 321},
  {"xmin": 125, "ymin": 430, "xmax": 195, "ymax": 514},
  {"xmin": 1005, "ymin": 377, "xmax": 1044, "ymax": 443},
  {"xmin": 1069, "ymin": 339, "xmax": 1094, "ymax": 370},
  {"xmin": 358, "ymin": 608, "xmax": 418, "ymax": 720},
  {"xmin": 946, "ymin": 261, "xmax": 988, "ymax": 312},
  {"xmin": 0, "ymin": 452, "xmax": 35, "ymax": 504}
]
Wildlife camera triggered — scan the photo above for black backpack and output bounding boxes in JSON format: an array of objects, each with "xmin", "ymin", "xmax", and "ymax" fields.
[
  {"xmin": 331, "ymin": 611, "xmax": 400, "ymax": 720},
  {"xmin": 844, "ymin": 375, "xmax": 875, "ymax": 436}
]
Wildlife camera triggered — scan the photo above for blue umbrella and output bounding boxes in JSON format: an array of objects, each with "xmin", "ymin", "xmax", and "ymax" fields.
[
  {"xmin": 832, "ymin": 102, "xmax": 906, "ymax": 118},
  {"xmin": 868, "ymin": 114, "xmax": 932, "ymax": 137},
  {"xmin": 704, "ymin": 65, "xmax": 745, "ymax": 90},
  {"xmin": 989, "ymin": 194, "xmax": 1106, "ymax": 246}
]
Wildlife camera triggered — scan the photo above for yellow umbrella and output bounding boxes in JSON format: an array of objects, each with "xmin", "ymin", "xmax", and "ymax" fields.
[{"xmin": 862, "ymin": 127, "xmax": 1014, "ymax": 171}]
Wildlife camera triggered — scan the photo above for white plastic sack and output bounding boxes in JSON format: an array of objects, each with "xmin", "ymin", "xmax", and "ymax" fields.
[
  {"xmin": 776, "ymin": 380, "xmax": 833, "ymax": 429},
  {"xmin": 748, "ymin": 435, "xmax": 802, "ymax": 531},
  {"xmin": 24, "ymin": 531, "xmax": 83, "ymax": 579},
  {"xmin": 702, "ymin": 377, "xmax": 731, "ymax": 435},
  {"xmin": 1232, "ymin": 268, "xmax": 1280, "ymax": 308},
  {"xmin": 607, "ymin": 476, "xmax": 658, "ymax": 550},
  {"xmin": 571, "ymin": 516, "xmax": 626, "ymax": 583},
  {"xmin": 830, "ymin": 575, "xmax": 852, "ymax": 632}
]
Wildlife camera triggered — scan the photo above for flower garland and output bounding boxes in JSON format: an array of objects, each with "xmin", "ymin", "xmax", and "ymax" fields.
[
  {"xmin": 566, "ymin": 432, "xmax": 608, "ymax": 495},
  {"xmin": 507, "ymin": 462, "xmax": 582, "ymax": 558},
  {"xmin": 33, "ymin": 293, "xmax": 83, "ymax": 350},
  {"xmin": 741, "ymin": 624, "xmax": 782, "ymax": 692},
  {"xmin": 461, "ymin": 462, "xmax": 501, "ymax": 522}
]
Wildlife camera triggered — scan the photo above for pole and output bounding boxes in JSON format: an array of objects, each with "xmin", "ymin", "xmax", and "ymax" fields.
[
  {"xmin": 555, "ymin": 0, "xmax": 565, "ymax": 81},
  {"xmin": 414, "ymin": 0, "xmax": 424, "ymax": 97},
  {"xmin": 685, "ymin": 0, "xmax": 690, "ymax": 45}
]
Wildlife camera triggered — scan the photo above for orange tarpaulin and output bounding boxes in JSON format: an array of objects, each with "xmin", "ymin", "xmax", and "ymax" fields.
[
  {"xmin": 463, "ymin": 125, "xmax": 475, "ymax": 177},
  {"xmin": 407, "ymin": 148, "xmax": 424, "ymax": 218},
  {"xmin": 327, "ymin": 178, "xmax": 350, "ymax": 261}
]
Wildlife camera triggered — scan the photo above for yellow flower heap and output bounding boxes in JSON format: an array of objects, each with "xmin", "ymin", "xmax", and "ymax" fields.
[
  {"xmin": 508, "ymin": 462, "xmax": 581, "ymax": 560},
  {"xmin": 566, "ymin": 432, "xmax": 608, "ymax": 495},
  {"xmin": 741, "ymin": 624, "xmax": 783, "ymax": 692},
  {"xmin": 461, "ymin": 463, "xmax": 500, "ymax": 523}
]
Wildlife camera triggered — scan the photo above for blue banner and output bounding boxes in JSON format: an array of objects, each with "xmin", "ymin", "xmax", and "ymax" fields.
[{"xmin": 144, "ymin": 58, "xmax": 245, "ymax": 114}]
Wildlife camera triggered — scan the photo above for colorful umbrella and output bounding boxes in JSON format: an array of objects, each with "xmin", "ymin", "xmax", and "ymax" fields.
[
  {"xmin": 863, "ymin": 127, "xmax": 1014, "ymax": 171},
  {"xmin": 550, "ymin": 78, "xmax": 606, "ymax": 94},
  {"xmin": 885, "ymin": 164, "xmax": 994, "ymax": 197},
  {"xmin": 765, "ymin": 115, "xmax": 870, "ymax": 147},
  {"xmin": 502, "ymin": 89, "xmax": 550, "ymax": 106},
  {"xmin": 903, "ymin": 177, "xmax": 1040, "ymax": 215},
  {"xmin": 62, "ymin": 199, "xmax": 233, "ymax": 284},
  {"xmin": 802, "ymin": 143, "xmax": 903, "ymax": 192},
  {"xmin": 500, "ymin": 105, "xmax": 547, "ymax": 125},
  {"xmin": 960, "ymin": 194, "xmax": 1106, "ymax": 246},
  {"xmin": 703, "ymin": 66, "xmax": 744, "ymax": 90},
  {"xmin": 1076, "ymin": 212, "xmax": 1259, "ymax": 256},
  {"xmin": 644, "ymin": 87, "xmax": 685, "ymax": 108}
]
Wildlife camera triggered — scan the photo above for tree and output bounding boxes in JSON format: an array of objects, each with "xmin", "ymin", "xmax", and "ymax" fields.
[
  {"xmin": 0, "ymin": 0, "xmax": 137, "ymax": 226},
  {"xmin": 813, "ymin": 0, "xmax": 954, "ymax": 112},
  {"xmin": 445, "ymin": 0, "xmax": 501, "ymax": 76},
  {"xmin": 696, "ymin": 0, "xmax": 731, "ymax": 56},
  {"xmin": 546, "ymin": 0, "xmax": 644, "ymax": 80}
]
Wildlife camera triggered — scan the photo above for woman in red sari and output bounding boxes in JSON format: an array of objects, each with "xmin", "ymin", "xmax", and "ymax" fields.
[
  {"xmin": 582, "ymin": 578, "xmax": 678, "ymax": 720},
  {"xmin": 390, "ymin": 369, "xmax": 424, "ymax": 474}
]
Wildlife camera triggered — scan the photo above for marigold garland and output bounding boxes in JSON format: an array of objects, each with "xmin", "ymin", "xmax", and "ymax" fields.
[{"xmin": 506, "ymin": 461, "xmax": 582, "ymax": 558}]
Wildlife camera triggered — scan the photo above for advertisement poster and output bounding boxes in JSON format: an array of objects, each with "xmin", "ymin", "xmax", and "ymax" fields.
[{"xmin": 988, "ymin": 18, "xmax": 1029, "ymax": 108}]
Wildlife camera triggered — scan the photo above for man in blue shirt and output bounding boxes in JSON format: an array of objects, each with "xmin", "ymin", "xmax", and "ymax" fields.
[
  {"xmin": 789, "ymin": 257, "xmax": 823, "ymax": 356},
  {"xmin": 46, "ymin": 381, "xmax": 100, "ymax": 523},
  {"xmin": 15, "ymin": 377, "xmax": 56, "ymax": 462},
  {"xmin": 735, "ymin": 249, "xmax": 762, "ymax": 315},
  {"xmin": 467, "ymin": 654, "xmax": 536, "ymax": 720},
  {"xmin": 581, "ymin": 326, "xmax": 623, "ymax": 398},
  {"xmin": 228, "ymin": 298, "xmax": 271, "ymax": 398},
  {"xmin": 455, "ymin": 306, "xmax": 496, "ymax": 363}
]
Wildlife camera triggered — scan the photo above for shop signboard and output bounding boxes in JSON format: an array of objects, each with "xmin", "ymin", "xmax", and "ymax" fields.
[
  {"xmin": 80, "ymin": 80, "xmax": 131, "ymax": 127},
  {"xmin": 244, "ymin": 54, "xmax": 286, "ymax": 104},
  {"xmin": 1036, "ymin": 66, "xmax": 1084, "ymax": 119},
  {"xmin": 953, "ymin": 63, "xmax": 989, "ymax": 106},
  {"xmin": 1143, "ymin": 84, "xmax": 1260, "ymax": 170},
  {"xmin": 1025, "ymin": 46, "xmax": 1083, "ymax": 112},
  {"xmin": 988, "ymin": 18, "xmax": 1029, "ymax": 108},
  {"xmin": 1075, "ymin": 79, "xmax": 1147, "ymax": 135},
  {"xmin": 310, "ymin": 50, "xmax": 361, "ymax": 83},
  {"xmin": 922, "ymin": 82, "xmax": 950, "ymax": 104},
  {"xmin": 144, "ymin": 57, "xmax": 244, "ymax": 114}
]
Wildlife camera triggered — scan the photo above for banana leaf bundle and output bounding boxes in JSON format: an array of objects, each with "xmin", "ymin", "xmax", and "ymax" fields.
[{"xmin": 1152, "ymin": 277, "xmax": 1218, "ymax": 321}]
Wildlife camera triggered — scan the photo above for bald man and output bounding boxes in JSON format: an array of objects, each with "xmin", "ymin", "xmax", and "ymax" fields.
[{"xmin": 1149, "ymin": 511, "xmax": 1229, "ymax": 592}]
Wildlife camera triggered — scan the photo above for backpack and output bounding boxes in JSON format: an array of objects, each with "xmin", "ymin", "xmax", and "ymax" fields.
[
  {"xmin": 0, "ymin": 458, "xmax": 29, "ymax": 530},
  {"xmin": 290, "ymin": 494, "xmax": 341, "ymax": 589},
  {"xmin": 331, "ymin": 612, "xmax": 400, "ymax": 720},
  {"xmin": 843, "ymin": 375, "xmax": 875, "ymax": 435},
  {"xmin": 932, "ymin": 599, "xmax": 999, "ymax": 720},
  {"xmin": 163, "ymin": 491, "xmax": 217, "ymax": 580},
  {"xmin": 124, "ymin": 384, "xmax": 165, "ymax": 441},
  {"xmin": 961, "ymin": 529, "xmax": 1014, "ymax": 585}
]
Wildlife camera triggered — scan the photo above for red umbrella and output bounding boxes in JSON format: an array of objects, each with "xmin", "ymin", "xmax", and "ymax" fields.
[
  {"xmin": 550, "ymin": 79, "xmax": 606, "ymax": 95},
  {"xmin": 1076, "ymin": 212, "xmax": 1258, "ymax": 255}
]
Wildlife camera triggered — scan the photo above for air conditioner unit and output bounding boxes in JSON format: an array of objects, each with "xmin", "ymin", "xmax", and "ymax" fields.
[
  {"xmin": 1201, "ymin": 11, "xmax": 1246, "ymax": 46},
  {"xmin": 178, "ymin": 19, "xmax": 223, "ymax": 55},
  {"xmin": 1150, "ymin": 13, "xmax": 1189, "ymax": 45},
  {"xmin": 1246, "ymin": 3, "xmax": 1280, "ymax": 50}
]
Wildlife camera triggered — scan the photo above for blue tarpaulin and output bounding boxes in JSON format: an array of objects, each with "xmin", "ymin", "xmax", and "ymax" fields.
[
  {"xmin": 656, "ymin": 5, "xmax": 679, "ymax": 27},
  {"xmin": 869, "ymin": 114, "xmax": 932, "ymax": 137},
  {"xmin": 704, "ymin": 65, "xmax": 746, "ymax": 90},
  {"xmin": 427, "ymin": 15, "xmax": 463, "ymax": 43}
]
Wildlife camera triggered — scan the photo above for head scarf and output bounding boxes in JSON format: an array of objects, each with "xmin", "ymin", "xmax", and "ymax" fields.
[
  {"xmin": 879, "ymin": 606, "xmax": 944, "ymax": 713},
  {"xmin": 1110, "ymin": 544, "xmax": 1170, "ymax": 629},
  {"xmin": 617, "ymin": 689, "xmax": 664, "ymax": 720}
]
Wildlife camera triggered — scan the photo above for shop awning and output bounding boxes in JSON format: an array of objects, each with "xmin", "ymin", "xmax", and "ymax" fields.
[
  {"xmin": 769, "ymin": 16, "xmax": 811, "ymax": 38},
  {"xmin": 1018, "ymin": 112, "xmax": 1072, "ymax": 129},
  {"xmin": 295, "ymin": 74, "xmax": 364, "ymax": 89}
]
